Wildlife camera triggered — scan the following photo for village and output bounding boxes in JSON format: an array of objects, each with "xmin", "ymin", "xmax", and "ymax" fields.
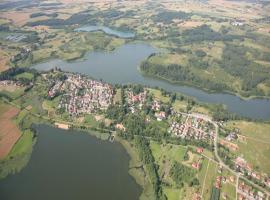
[
  {"xmin": 168, "ymin": 112, "xmax": 215, "ymax": 142},
  {"xmin": 238, "ymin": 181, "xmax": 267, "ymax": 200},
  {"xmin": 44, "ymin": 72, "xmax": 269, "ymax": 200},
  {"xmin": 47, "ymin": 73, "xmax": 217, "ymax": 145},
  {"xmin": 0, "ymin": 80, "xmax": 24, "ymax": 88},
  {"xmin": 47, "ymin": 73, "xmax": 113, "ymax": 116}
]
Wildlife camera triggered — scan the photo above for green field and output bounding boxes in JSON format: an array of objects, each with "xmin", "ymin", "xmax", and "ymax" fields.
[
  {"xmin": 163, "ymin": 187, "xmax": 183, "ymax": 200},
  {"xmin": 199, "ymin": 160, "xmax": 218, "ymax": 200},
  {"xmin": 225, "ymin": 121, "xmax": 270, "ymax": 174},
  {"xmin": 9, "ymin": 130, "xmax": 33, "ymax": 157},
  {"xmin": 15, "ymin": 72, "xmax": 34, "ymax": 80},
  {"xmin": 0, "ymin": 87, "xmax": 25, "ymax": 100},
  {"xmin": 148, "ymin": 88, "xmax": 170, "ymax": 103}
]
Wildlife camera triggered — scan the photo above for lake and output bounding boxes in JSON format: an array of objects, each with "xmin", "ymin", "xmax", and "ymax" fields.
[
  {"xmin": 0, "ymin": 125, "xmax": 142, "ymax": 200},
  {"xmin": 74, "ymin": 25, "xmax": 135, "ymax": 38},
  {"xmin": 32, "ymin": 43, "xmax": 270, "ymax": 120}
]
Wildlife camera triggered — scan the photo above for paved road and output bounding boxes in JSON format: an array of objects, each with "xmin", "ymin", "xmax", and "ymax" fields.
[
  {"xmin": 5, "ymin": 100, "xmax": 270, "ymax": 197},
  {"xmin": 184, "ymin": 112, "xmax": 270, "ymax": 197}
]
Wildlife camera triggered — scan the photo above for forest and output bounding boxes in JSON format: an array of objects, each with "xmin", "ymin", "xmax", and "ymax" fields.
[
  {"xmin": 140, "ymin": 60, "xmax": 229, "ymax": 92},
  {"xmin": 134, "ymin": 136, "xmax": 167, "ymax": 200}
]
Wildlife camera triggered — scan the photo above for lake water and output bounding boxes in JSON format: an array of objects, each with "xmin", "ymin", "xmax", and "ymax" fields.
[
  {"xmin": 0, "ymin": 125, "xmax": 141, "ymax": 200},
  {"xmin": 32, "ymin": 43, "xmax": 270, "ymax": 120},
  {"xmin": 74, "ymin": 25, "xmax": 135, "ymax": 38}
]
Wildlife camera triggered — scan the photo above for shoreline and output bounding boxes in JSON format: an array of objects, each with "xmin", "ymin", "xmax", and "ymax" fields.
[
  {"xmin": 40, "ymin": 124, "xmax": 150, "ymax": 199},
  {"xmin": 139, "ymin": 69, "xmax": 270, "ymax": 101},
  {"xmin": 10, "ymin": 35, "xmax": 267, "ymax": 101},
  {"xmin": 116, "ymin": 136, "xmax": 155, "ymax": 200},
  {"xmin": 27, "ymin": 43, "xmax": 270, "ymax": 101}
]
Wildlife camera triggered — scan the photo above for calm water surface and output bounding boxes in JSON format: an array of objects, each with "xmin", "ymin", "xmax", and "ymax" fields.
[
  {"xmin": 75, "ymin": 25, "xmax": 135, "ymax": 38},
  {"xmin": 32, "ymin": 43, "xmax": 270, "ymax": 119},
  {"xmin": 0, "ymin": 125, "xmax": 141, "ymax": 200}
]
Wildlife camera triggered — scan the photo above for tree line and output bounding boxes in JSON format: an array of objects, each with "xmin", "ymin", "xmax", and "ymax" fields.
[{"xmin": 134, "ymin": 136, "xmax": 167, "ymax": 200}]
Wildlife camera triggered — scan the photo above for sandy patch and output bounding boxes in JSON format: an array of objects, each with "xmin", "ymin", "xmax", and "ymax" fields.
[
  {"xmin": 104, "ymin": 118, "xmax": 112, "ymax": 126},
  {"xmin": 95, "ymin": 115, "xmax": 104, "ymax": 121},
  {"xmin": 55, "ymin": 122, "xmax": 70, "ymax": 130}
]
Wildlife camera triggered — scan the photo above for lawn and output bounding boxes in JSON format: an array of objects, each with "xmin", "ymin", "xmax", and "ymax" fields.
[
  {"xmin": 172, "ymin": 99, "xmax": 187, "ymax": 112},
  {"xmin": 84, "ymin": 114, "xmax": 99, "ymax": 127},
  {"xmin": 221, "ymin": 180, "xmax": 236, "ymax": 200},
  {"xmin": 147, "ymin": 88, "xmax": 170, "ymax": 103},
  {"xmin": 150, "ymin": 141, "xmax": 187, "ymax": 164},
  {"xmin": 191, "ymin": 105, "xmax": 210, "ymax": 115}
]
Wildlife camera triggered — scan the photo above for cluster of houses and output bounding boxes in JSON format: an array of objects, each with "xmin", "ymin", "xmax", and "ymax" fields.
[
  {"xmin": 47, "ymin": 73, "xmax": 113, "ymax": 116},
  {"xmin": 214, "ymin": 176, "xmax": 222, "ymax": 189},
  {"xmin": 126, "ymin": 89, "xmax": 147, "ymax": 113},
  {"xmin": 235, "ymin": 157, "xmax": 270, "ymax": 189},
  {"xmin": 238, "ymin": 181, "xmax": 267, "ymax": 200},
  {"xmin": 0, "ymin": 80, "xmax": 23, "ymax": 87},
  {"xmin": 192, "ymin": 157, "xmax": 203, "ymax": 170},
  {"xmin": 151, "ymin": 100, "xmax": 167, "ymax": 121},
  {"xmin": 169, "ymin": 113, "xmax": 215, "ymax": 141},
  {"xmin": 220, "ymin": 139, "xmax": 239, "ymax": 151},
  {"xmin": 225, "ymin": 131, "xmax": 238, "ymax": 141},
  {"xmin": 6, "ymin": 34, "xmax": 27, "ymax": 42},
  {"xmin": 231, "ymin": 21, "xmax": 244, "ymax": 26},
  {"xmin": 48, "ymin": 80, "xmax": 63, "ymax": 98},
  {"xmin": 125, "ymin": 90, "xmax": 168, "ymax": 121},
  {"xmin": 44, "ymin": 71, "xmax": 270, "ymax": 199},
  {"xmin": 192, "ymin": 193, "xmax": 201, "ymax": 200}
]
